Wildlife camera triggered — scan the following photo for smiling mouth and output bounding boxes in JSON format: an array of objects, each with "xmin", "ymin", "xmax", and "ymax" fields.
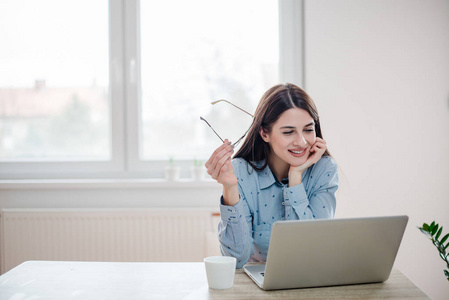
[{"xmin": 289, "ymin": 150, "xmax": 305, "ymax": 154}]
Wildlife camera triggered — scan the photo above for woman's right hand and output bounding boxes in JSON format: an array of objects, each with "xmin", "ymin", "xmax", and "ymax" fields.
[{"xmin": 205, "ymin": 139, "xmax": 238, "ymax": 188}]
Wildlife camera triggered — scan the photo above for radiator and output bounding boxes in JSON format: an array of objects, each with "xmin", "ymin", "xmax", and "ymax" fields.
[{"xmin": 0, "ymin": 209, "xmax": 221, "ymax": 274}]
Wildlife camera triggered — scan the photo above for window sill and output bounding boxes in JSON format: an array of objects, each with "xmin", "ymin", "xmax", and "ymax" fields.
[{"xmin": 0, "ymin": 179, "xmax": 222, "ymax": 190}]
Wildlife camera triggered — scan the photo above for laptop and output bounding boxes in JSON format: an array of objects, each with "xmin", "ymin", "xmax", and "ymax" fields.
[{"xmin": 243, "ymin": 215, "xmax": 408, "ymax": 290}]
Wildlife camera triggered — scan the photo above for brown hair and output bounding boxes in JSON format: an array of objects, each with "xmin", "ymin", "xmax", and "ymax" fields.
[{"xmin": 234, "ymin": 83, "xmax": 330, "ymax": 171}]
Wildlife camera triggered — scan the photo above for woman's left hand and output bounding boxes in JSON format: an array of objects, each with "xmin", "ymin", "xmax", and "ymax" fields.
[{"xmin": 288, "ymin": 137, "xmax": 327, "ymax": 184}]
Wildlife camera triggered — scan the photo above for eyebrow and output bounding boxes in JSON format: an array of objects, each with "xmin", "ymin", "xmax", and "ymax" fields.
[{"xmin": 280, "ymin": 122, "xmax": 315, "ymax": 130}]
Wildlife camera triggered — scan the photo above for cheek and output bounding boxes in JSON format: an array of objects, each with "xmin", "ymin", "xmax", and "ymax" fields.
[
  {"xmin": 272, "ymin": 134, "xmax": 288, "ymax": 147},
  {"xmin": 307, "ymin": 135, "xmax": 316, "ymax": 146}
]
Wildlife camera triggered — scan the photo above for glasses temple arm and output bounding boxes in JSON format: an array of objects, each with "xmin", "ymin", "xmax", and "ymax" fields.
[
  {"xmin": 200, "ymin": 117, "xmax": 224, "ymax": 143},
  {"xmin": 211, "ymin": 100, "xmax": 254, "ymax": 118}
]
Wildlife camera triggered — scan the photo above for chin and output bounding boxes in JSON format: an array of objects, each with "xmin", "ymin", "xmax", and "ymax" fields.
[{"xmin": 289, "ymin": 159, "xmax": 307, "ymax": 168}]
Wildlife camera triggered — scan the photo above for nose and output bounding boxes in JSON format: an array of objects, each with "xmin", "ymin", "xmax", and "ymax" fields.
[{"xmin": 293, "ymin": 133, "xmax": 308, "ymax": 148}]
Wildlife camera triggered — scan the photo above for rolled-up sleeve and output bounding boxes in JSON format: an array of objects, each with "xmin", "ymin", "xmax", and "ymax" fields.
[{"xmin": 218, "ymin": 196, "xmax": 254, "ymax": 268}]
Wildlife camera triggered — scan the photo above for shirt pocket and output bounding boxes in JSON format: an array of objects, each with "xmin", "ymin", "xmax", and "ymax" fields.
[{"xmin": 253, "ymin": 223, "xmax": 272, "ymax": 256}]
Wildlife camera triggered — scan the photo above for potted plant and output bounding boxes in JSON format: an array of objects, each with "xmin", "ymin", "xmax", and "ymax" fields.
[
  {"xmin": 418, "ymin": 221, "xmax": 449, "ymax": 281},
  {"xmin": 164, "ymin": 156, "xmax": 180, "ymax": 181},
  {"xmin": 191, "ymin": 158, "xmax": 205, "ymax": 181}
]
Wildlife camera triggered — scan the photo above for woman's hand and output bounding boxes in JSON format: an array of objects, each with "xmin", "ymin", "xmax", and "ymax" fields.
[
  {"xmin": 205, "ymin": 140, "xmax": 240, "ymax": 205},
  {"xmin": 205, "ymin": 139, "xmax": 237, "ymax": 186},
  {"xmin": 288, "ymin": 137, "xmax": 327, "ymax": 186}
]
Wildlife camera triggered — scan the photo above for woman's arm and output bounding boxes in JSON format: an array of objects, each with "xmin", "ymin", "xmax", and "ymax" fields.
[
  {"xmin": 205, "ymin": 143, "xmax": 254, "ymax": 268},
  {"xmin": 218, "ymin": 193, "xmax": 254, "ymax": 268},
  {"xmin": 285, "ymin": 156, "xmax": 339, "ymax": 220}
]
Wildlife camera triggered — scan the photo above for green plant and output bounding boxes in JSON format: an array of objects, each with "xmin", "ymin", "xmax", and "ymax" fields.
[
  {"xmin": 193, "ymin": 158, "xmax": 203, "ymax": 167},
  {"xmin": 168, "ymin": 156, "xmax": 175, "ymax": 167},
  {"xmin": 418, "ymin": 221, "xmax": 449, "ymax": 281}
]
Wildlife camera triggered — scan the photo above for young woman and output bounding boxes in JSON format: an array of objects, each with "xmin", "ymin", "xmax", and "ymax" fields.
[{"xmin": 205, "ymin": 83, "xmax": 339, "ymax": 268}]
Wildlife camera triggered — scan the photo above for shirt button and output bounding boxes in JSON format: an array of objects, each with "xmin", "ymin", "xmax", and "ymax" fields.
[{"xmin": 281, "ymin": 202, "xmax": 285, "ymax": 206}]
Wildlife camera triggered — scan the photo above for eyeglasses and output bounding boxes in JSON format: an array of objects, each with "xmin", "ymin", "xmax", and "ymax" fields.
[{"xmin": 200, "ymin": 99, "xmax": 254, "ymax": 147}]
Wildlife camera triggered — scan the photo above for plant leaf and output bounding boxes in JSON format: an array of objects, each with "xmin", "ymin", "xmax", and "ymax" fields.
[
  {"xmin": 436, "ymin": 227, "xmax": 443, "ymax": 240},
  {"xmin": 430, "ymin": 221, "xmax": 436, "ymax": 230},
  {"xmin": 423, "ymin": 223, "xmax": 429, "ymax": 231},
  {"xmin": 432, "ymin": 224, "xmax": 439, "ymax": 236},
  {"xmin": 419, "ymin": 227, "xmax": 432, "ymax": 237},
  {"xmin": 441, "ymin": 233, "xmax": 449, "ymax": 245}
]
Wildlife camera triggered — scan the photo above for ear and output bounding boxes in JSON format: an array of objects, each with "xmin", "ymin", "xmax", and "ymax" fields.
[{"xmin": 259, "ymin": 126, "xmax": 270, "ymax": 143}]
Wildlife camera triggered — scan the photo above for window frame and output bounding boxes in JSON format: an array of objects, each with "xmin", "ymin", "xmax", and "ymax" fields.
[{"xmin": 0, "ymin": 0, "xmax": 303, "ymax": 180}]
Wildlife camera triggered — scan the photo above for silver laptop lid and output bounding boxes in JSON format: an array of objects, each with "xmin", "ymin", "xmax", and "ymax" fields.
[{"xmin": 262, "ymin": 215, "xmax": 408, "ymax": 290}]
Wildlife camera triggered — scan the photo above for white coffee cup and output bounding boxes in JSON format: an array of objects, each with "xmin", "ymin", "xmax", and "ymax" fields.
[{"xmin": 204, "ymin": 256, "xmax": 237, "ymax": 289}]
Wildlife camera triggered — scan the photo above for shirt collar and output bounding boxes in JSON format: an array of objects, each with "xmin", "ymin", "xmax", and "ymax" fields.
[
  {"xmin": 256, "ymin": 162, "xmax": 277, "ymax": 189},
  {"xmin": 255, "ymin": 161, "xmax": 290, "ymax": 189}
]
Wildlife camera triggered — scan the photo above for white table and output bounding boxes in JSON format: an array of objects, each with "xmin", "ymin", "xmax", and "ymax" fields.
[{"xmin": 0, "ymin": 261, "xmax": 429, "ymax": 299}]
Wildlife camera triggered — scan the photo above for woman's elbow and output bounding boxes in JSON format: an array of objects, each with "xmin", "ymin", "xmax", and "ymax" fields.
[{"xmin": 219, "ymin": 244, "xmax": 252, "ymax": 269}]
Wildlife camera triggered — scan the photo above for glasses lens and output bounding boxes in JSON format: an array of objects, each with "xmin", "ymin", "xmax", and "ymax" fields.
[{"xmin": 201, "ymin": 100, "xmax": 253, "ymax": 146}]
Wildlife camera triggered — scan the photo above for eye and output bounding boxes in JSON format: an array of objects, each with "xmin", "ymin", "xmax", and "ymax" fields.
[
  {"xmin": 304, "ymin": 128, "xmax": 315, "ymax": 133},
  {"xmin": 283, "ymin": 130, "xmax": 294, "ymax": 135}
]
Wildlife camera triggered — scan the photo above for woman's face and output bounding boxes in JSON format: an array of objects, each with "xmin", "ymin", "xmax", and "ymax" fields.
[{"xmin": 260, "ymin": 108, "xmax": 316, "ymax": 169}]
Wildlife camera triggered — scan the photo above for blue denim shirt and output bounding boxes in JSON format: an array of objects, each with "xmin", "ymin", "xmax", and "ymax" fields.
[{"xmin": 218, "ymin": 156, "xmax": 338, "ymax": 268}]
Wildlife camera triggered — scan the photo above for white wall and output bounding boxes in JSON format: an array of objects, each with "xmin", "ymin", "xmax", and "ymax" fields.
[
  {"xmin": 0, "ymin": 181, "xmax": 222, "ymax": 209},
  {"xmin": 305, "ymin": 0, "xmax": 449, "ymax": 299},
  {"xmin": 0, "ymin": 181, "xmax": 223, "ymax": 275}
]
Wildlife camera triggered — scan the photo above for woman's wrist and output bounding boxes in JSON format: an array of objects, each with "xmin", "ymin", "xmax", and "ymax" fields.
[
  {"xmin": 222, "ymin": 183, "xmax": 240, "ymax": 206},
  {"xmin": 288, "ymin": 169, "xmax": 303, "ymax": 187}
]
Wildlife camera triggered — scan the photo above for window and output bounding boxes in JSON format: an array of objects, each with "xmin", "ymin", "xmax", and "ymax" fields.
[
  {"xmin": 0, "ymin": 0, "xmax": 110, "ymax": 160},
  {"xmin": 140, "ymin": 0, "xmax": 278, "ymax": 161},
  {"xmin": 0, "ymin": 0, "xmax": 303, "ymax": 179}
]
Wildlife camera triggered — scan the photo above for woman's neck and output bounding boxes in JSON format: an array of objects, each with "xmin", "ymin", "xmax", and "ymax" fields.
[{"xmin": 267, "ymin": 154, "xmax": 289, "ymax": 182}]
